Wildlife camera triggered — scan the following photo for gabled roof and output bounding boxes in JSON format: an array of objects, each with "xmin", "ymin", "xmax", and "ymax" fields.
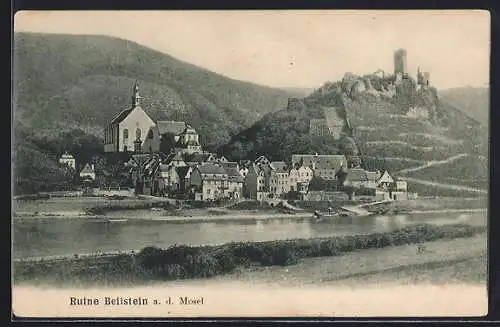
[
  {"xmin": 345, "ymin": 168, "xmax": 368, "ymax": 182},
  {"xmin": 253, "ymin": 162, "xmax": 273, "ymax": 176},
  {"xmin": 156, "ymin": 120, "xmax": 186, "ymax": 135},
  {"xmin": 224, "ymin": 166, "xmax": 242, "ymax": 178},
  {"xmin": 180, "ymin": 125, "xmax": 198, "ymax": 135},
  {"xmin": 291, "ymin": 154, "xmax": 347, "ymax": 172},
  {"xmin": 270, "ymin": 161, "xmax": 287, "ymax": 171},
  {"xmin": 220, "ymin": 161, "xmax": 239, "ymax": 170},
  {"xmin": 184, "ymin": 152, "xmax": 212, "ymax": 163},
  {"xmin": 197, "ymin": 164, "xmax": 227, "ymax": 175},
  {"xmin": 176, "ymin": 166, "xmax": 191, "ymax": 178},
  {"xmin": 254, "ymin": 155, "xmax": 270, "ymax": 164},
  {"xmin": 110, "ymin": 108, "xmax": 134, "ymax": 125},
  {"xmin": 80, "ymin": 163, "xmax": 94, "ymax": 174},
  {"xmin": 228, "ymin": 175, "xmax": 244, "ymax": 183},
  {"xmin": 366, "ymin": 171, "xmax": 380, "ymax": 181},
  {"xmin": 378, "ymin": 170, "xmax": 395, "ymax": 184},
  {"xmin": 131, "ymin": 154, "xmax": 150, "ymax": 166}
]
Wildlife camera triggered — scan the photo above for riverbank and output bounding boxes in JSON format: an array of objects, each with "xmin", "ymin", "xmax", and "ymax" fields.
[
  {"xmin": 13, "ymin": 232, "xmax": 487, "ymax": 318},
  {"xmin": 13, "ymin": 223, "xmax": 486, "ymax": 287},
  {"xmin": 12, "ymin": 196, "xmax": 487, "ymax": 220}
]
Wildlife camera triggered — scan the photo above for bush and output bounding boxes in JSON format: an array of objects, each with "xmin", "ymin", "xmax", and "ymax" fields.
[{"xmin": 14, "ymin": 223, "xmax": 485, "ymax": 285}]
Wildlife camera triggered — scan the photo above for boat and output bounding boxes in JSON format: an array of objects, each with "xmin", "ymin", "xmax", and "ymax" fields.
[
  {"xmin": 313, "ymin": 208, "xmax": 343, "ymax": 221},
  {"xmin": 107, "ymin": 219, "xmax": 128, "ymax": 223}
]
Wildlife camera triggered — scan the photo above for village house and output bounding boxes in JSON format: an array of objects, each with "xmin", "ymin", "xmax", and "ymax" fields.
[
  {"xmin": 224, "ymin": 166, "xmax": 245, "ymax": 200},
  {"xmin": 189, "ymin": 164, "xmax": 233, "ymax": 201},
  {"xmin": 244, "ymin": 162, "xmax": 273, "ymax": 201},
  {"xmin": 59, "ymin": 152, "xmax": 76, "ymax": 170},
  {"xmin": 79, "ymin": 163, "xmax": 96, "ymax": 181},
  {"xmin": 184, "ymin": 152, "xmax": 217, "ymax": 166},
  {"xmin": 269, "ymin": 161, "xmax": 290, "ymax": 198},
  {"xmin": 291, "ymin": 154, "xmax": 348, "ymax": 180},
  {"xmin": 254, "ymin": 155, "xmax": 271, "ymax": 165}
]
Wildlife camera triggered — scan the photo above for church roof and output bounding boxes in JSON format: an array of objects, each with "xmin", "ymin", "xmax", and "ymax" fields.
[
  {"xmin": 110, "ymin": 107, "xmax": 134, "ymax": 125},
  {"xmin": 157, "ymin": 121, "xmax": 186, "ymax": 135}
]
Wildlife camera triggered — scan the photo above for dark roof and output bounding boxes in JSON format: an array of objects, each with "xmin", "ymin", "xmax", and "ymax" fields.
[
  {"xmin": 255, "ymin": 155, "xmax": 270, "ymax": 164},
  {"xmin": 157, "ymin": 121, "xmax": 186, "ymax": 135},
  {"xmin": 197, "ymin": 164, "xmax": 227, "ymax": 175},
  {"xmin": 181, "ymin": 126, "xmax": 198, "ymax": 135},
  {"xmin": 159, "ymin": 164, "xmax": 172, "ymax": 172},
  {"xmin": 131, "ymin": 154, "xmax": 150, "ymax": 166},
  {"xmin": 224, "ymin": 167, "xmax": 241, "ymax": 177},
  {"xmin": 176, "ymin": 166, "xmax": 191, "ymax": 178},
  {"xmin": 110, "ymin": 108, "xmax": 133, "ymax": 125},
  {"xmin": 228, "ymin": 175, "xmax": 244, "ymax": 183},
  {"xmin": 345, "ymin": 168, "xmax": 368, "ymax": 182},
  {"xmin": 366, "ymin": 171, "xmax": 380, "ymax": 181},
  {"xmin": 184, "ymin": 152, "xmax": 211, "ymax": 163},
  {"xmin": 271, "ymin": 161, "xmax": 287, "ymax": 171},
  {"xmin": 252, "ymin": 162, "xmax": 273, "ymax": 176},
  {"xmin": 220, "ymin": 161, "xmax": 239, "ymax": 170},
  {"xmin": 291, "ymin": 154, "xmax": 347, "ymax": 171}
]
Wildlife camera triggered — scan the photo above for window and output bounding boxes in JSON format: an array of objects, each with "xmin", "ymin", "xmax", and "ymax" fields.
[
  {"xmin": 136, "ymin": 128, "xmax": 142, "ymax": 140},
  {"xmin": 123, "ymin": 129, "xmax": 129, "ymax": 139}
]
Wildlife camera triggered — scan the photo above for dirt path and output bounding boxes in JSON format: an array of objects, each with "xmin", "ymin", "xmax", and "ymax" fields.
[
  {"xmin": 396, "ymin": 153, "xmax": 469, "ymax": 175},
  {"xmin": 403, "ymin": 177, "xmax": 487, "ymax": 194}
]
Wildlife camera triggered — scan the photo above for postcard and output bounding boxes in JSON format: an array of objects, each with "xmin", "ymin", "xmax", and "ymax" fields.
[{"xmin": 12, "ymin": 10, "xmax": 489, "ymax": 318}]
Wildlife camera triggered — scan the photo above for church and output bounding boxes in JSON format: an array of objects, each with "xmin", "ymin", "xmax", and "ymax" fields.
[{"xmin": 104, "ymin": 81, "xmax": 201, "ymax": 155}]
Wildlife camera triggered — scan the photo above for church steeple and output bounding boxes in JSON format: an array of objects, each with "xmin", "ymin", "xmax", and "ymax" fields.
[{"xmin": 132, "ymin": 80, "xmax": 141, "ymax": 107}]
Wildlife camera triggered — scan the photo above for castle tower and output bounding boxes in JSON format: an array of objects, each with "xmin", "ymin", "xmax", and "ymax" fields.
[
  {"xmin": 393, "ymin": 48, "xmax": 408, "ymax": 75},
  {"xmin": 132, "ymin": 80, "xmax": 141, "ymax": 107}
]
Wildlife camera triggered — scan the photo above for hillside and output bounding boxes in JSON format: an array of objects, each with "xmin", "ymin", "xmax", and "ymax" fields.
[
  {"xmin": 220, "ymin": 73, "xmax": 488, "ymax": 195},
  {"xmin": 12, "ymin": 32, "xmax": 294, "ymax": 194},
  {"xmin": 439, "ymin": 87, "xmax": 489, "ymax": 126},
  {"xmin": 13, "ymin": 32, "xmax": 291, "ymax": 150}
]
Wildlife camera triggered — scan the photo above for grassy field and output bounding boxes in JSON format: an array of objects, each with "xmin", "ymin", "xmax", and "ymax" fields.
[{"xmin": 199, "ymin": 233, "xmax": 486, "ymax": 287}]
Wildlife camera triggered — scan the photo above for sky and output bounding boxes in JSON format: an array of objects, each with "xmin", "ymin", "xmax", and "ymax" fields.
[{"xmin": 14, "ymin": 10, "xmax": 490, "ymax": 90}]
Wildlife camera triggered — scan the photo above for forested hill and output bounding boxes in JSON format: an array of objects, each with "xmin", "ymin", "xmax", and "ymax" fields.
[
  {"xmin": 12, "ymin": 32, "xmax": 292, "ymax": 194},
  {"xmin": 13, "ymin": 32, "xmax": 291, "ymax": 150},
  {"xmin": 220, "ymin": 72, "xmax": 488, "ymax": 194}
]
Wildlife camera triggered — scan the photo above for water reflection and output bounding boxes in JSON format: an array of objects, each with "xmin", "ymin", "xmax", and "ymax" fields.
[{"xmin": 13, "ymin": 211, "xmax": 486, "ymax": 259}]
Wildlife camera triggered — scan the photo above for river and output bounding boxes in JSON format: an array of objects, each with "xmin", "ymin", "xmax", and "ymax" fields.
[{"xmin": 12, "ymin": 210, "xmax": 487, "ymax": 260}]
